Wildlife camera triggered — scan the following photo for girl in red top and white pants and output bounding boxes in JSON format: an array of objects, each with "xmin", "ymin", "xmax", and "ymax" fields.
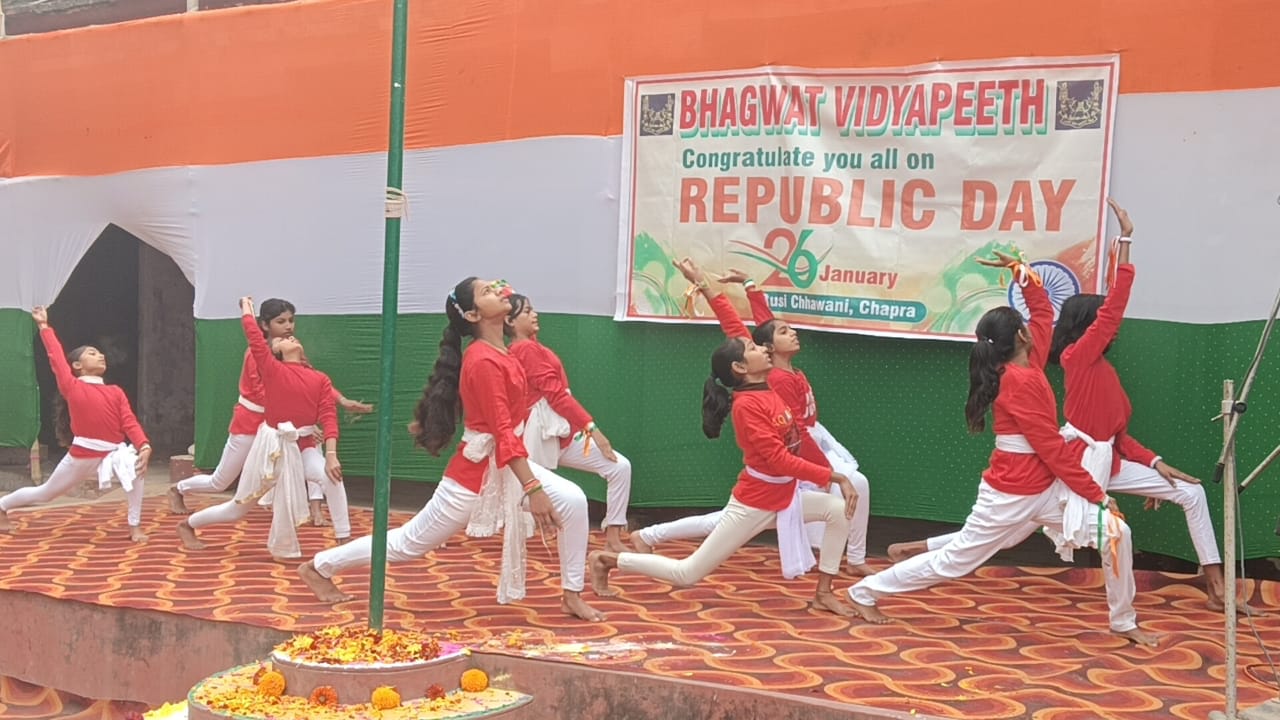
[
  {"xmin": 588, "ymin": 259, "xmax": 858, "ymax": 615},
  {"xmin": 506, "ymin": 293, "xmax": 633, "ymax": 553},
  {"xmin": 848, "ymin": 251, "xmax": 1160, "ymax": 646},
  {"xmin": 913, "ymin": 203, "xmax": 1225, "ymax": 609},
  {"xmin": 1, "ymin": 307, "xmax": 152, "ymax": 542},
  {"xmin": 299, "ymin": 277, "xmax": 604, "ymax": 622},
  {"xmin": 177, "ymin": 298, "xmax": 345, "ymax": 558},
  {"xmin": 632, "ymin": 270, "xmax": 875, "ymax": 574},
  {"xmin": 170, "ymin": 298, "xmax": 370, "ymax": 538}
]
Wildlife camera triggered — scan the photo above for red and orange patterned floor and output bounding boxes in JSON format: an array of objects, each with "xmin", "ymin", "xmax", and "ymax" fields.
[
  {"xmin": 1, "ymin": 496, "xmax": 1279, "ymax": 719},
  {"xmin": 0, "ymin": 675, "xmax": 146, "ymax": 720}
]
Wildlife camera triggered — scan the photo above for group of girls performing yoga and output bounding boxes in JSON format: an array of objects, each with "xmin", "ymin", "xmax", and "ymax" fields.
[{"xmin": 0, "ymin": 200, "xmax": 1240, "ymax": 638}]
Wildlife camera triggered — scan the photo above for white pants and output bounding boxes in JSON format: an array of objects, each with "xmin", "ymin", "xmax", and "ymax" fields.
[
  {"xmin": 557, "ymin": 434, "xmax": 632, "ymax": 528},
  {"xmin": 190, "ymin": 447, "xmax": 349, "ymax": 537},
  {"xmin": 924, "ymin": 460, "xmax": 1221, "ymax": 567},
  {"xmin": 313, "ymin": 467, "xmax": 590, "ymax": 593},
  {"xmin": 853, "ymin": 480, "xmax": 1138, "ymax": 632},
  {"xmin": 176, "ymin": 433, "xmax": 253, "ymax": 495},
  {"xmin": 303, "ymin": 447, "xmax": 351, "ymax": 539},
  {"xmin": 1, "ymin": 453, "xmax": 145, "ymax": 526},
  {"xmin": 618, "ymin": 492, "xmax": 849, "ymax": 587}
]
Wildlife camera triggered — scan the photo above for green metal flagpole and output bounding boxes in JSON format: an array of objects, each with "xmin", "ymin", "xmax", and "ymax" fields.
[{"xmin": 369, "ymin": 0, "xmax": 410, "ymax": 631}]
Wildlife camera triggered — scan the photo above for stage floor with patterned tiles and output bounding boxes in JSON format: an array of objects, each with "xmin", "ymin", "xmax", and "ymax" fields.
[{"xmin": 2, "ymin": 495, "xmax": 1279, "ymax": 719}]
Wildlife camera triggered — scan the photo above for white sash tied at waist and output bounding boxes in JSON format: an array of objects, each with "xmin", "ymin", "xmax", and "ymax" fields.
[
  {"xmin": 463, "ymin": 422, "xmax": 534, "ymax": 604},
  {"xmin": 74, "ymin": 436, "xmax": 138, "ymax": 492},
  {"xmin": 237, "ymin": 395, "xmax": 266, "ymax": 414},
  {"xmin": 522, "ymin": 398, "xmax": 570, "ymax": 469},
  {"xmin": 237, "ymin": 422, "xmax": 310, "ymax": 559},
  {"xmin": 745, "ymin": 465, "xmax": 815, "ymax": 579},
  {"xmin": 1042, "ymin": 423, "xmax": 1117, "ymax": 562},
  {"xmin": 994, "ymin": 434, "xmax": 1035, "ymax": 454}
]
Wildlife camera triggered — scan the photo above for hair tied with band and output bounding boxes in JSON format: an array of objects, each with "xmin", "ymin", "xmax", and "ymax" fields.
[{"xmin": 448, "ymin": 291, "xmax": 463, "ymax": 315}]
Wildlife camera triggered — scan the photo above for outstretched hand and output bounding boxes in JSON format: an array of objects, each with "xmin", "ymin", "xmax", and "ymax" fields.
[
  {"xmin": 1107, "ymin": 197, "xmax": 1134, "ymax": 237},
  {"xmin": 31, "ymin": 306, "xmax": 49, "ymax": 328},
  {"xmin": 239, "ymin": 296, "xmax": 255, "ymax": 316},
  {"xmin": 975, "ymin": 249, "xmax": 1021, "ymax": 268},
  {"xmin": 716, "ymin": 268, "xmax": 752, "ymax": 285},
  {"xmin": 672, "ymin": 257, "xmax": 706, "ymax": 285}
]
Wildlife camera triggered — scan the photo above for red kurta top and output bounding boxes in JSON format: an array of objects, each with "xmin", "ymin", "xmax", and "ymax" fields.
[
  {"xmin": 746, "ymin": 288, "xmax": 818, "ymax": 427},
  {"xmin": 706, "ymin": 293, "xmax": 831, "ymax": 509},
  {"xmin": 444, "ymin": 341, "xmax": 531, "ymax": 493},
  {"xmin": 229, "ymin": 344, "xmax": 345, "ymax": 436},
  {"xmin": 509, "ymin": 338, "xmax": 592, "ymax": 448},
  {"xmin": 242, "ymin": 315, "xmax": 337, "ymax": 451},
  {"xmin": 1059, "ymin": 264, "xmax": 1158, "ymax": 476},
  {"xmin": 40, "ymin": 327, "xmax": 148, "ymax": 459},
  {"xmin": 982, "ymin": 281, "xmax": 1105, "ymax": 503}
]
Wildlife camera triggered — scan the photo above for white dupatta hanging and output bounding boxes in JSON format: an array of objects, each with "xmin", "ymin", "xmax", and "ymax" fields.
[
  {"xmin": 462, "ymin": 424, "xmax": 535, "ymax": 604},
  {"xmin": 236, "ymin": 422, "xmax": 311, "ymax": 559}
]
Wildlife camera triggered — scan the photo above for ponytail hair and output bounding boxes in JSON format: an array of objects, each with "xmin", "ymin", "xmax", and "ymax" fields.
[
  {"xmin": 55, "ymin": 345, "xmax": 91, "ymax": 447},
  {"xmin": 412, "ymin": 277, "xmax": 479, "ymax": 455},
  {"xmin": 1048, "ymin": 293, "xmax": 1106, "ymax": 365},
  {"xmin": 965, "ymin": 307, "xmax": 1022, "ymax": 433},
  {"xmin": 701, "ymin": 337, "xmax": 748, "ymax": 439},
  {"xmin": 257, "ymin": 298, "xmax": 297, "ymax": 337}
]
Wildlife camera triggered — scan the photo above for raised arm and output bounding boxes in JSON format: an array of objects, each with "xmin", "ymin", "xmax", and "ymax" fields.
[
  {"xmin": 673, "ymin": 258, "xmax": 751, "ymax": 339},
  {"xmin": 1065, "ymin": 200, "xmax": 1138, "ymax": 367},
  {"xmin": 32, "ymin": 307, "xmax": 78, "ymax": 396},
  {"xmin": 239, "ymin": 297, "xmax": 278, "ymax": 382}
]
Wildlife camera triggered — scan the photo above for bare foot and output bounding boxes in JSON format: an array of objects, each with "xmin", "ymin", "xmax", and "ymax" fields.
[
  {"xmin": 845, "ymin": 562, "xmax": 877, "ymax": 577},
  {"xmin": 176, "ymin": 521, "xmax": 206, "ymax": 550},
  {"xmin": 1115, "ymin": 628, "xmax": 1163, "ymax": 647},
  {"xmin": 333, "ymin": 536, "xmax": 350, "ymax": 547},
  {"xmin": 850, "ymin": 600, "xmax": 891, "ymax": 624},
  {"xmin": 0, "ymin": 510, "xmax": 12, "ymax": 534},
  {"xmin": 887, "ymin": 541, "xmax": 926, "ymax": 563},
  {"xmin": 309, "ymin": 501, "xmax": 331, "ymax": 527},
  {"xmin": 812, "ymin": 590, "xmax": 855, "ymax": 616},
  {"xmin": 587, "ymin": 550, "xmax": 618, "ymax": 597},
  {"xmin": 604, "ymin": 527, "xmax": 628, "ymax": 554},
  {"xmin": 562, "ymin": 591, "xmax": 605, "ymax": 622},
  {"xmin": 1206, "ymin": 596, "xmax": 1266, "ymax": 616},
  {"xmin": 630, "ymin": 535, "xmax": 652, "ymax": 554},
  {"xmin": 298, "ymin": 561, "xmax": 352, "ymax": 603},
  {"xmin": 129, "ymin": 527, "xmax": 149, "ymax": 543},
  {"xmin": 166, "ymin": 486, "xmax": 191, "ymax": 515}
]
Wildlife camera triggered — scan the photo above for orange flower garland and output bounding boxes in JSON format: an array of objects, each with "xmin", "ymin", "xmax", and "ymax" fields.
[
  {"xmin": 309, "ymin": 686, "xmax": 339, "ymax": 707},
  {"xmin": 371, "ymin": 686, "xmax": 401, "ymax": 710},
  {"xmin": 256, "ymin": 670, "xmax": 286, "ymax": 698},
  {"xmin": 459, "ymin": 669, "xmax": 488, "ymax": 693}
]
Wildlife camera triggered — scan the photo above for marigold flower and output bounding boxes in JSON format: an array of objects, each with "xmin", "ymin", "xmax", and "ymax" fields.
[
  {"xmin": 460, "ymin": 668, "xmax": 488, "ymax": 693},
  {"xmin": 256, "ymin": 670, "xmax": 286, "ymax": 697},
  {"xmin": 371, "ymin": 686, "xmax": 401, "ymax": 710},
  {"xmin": 426, "ymin": 683, "xmax": 447, "ymax": 700},
  {"xmin": 309, "ymin": 685, "xmax": 339, "ymax": 707}
]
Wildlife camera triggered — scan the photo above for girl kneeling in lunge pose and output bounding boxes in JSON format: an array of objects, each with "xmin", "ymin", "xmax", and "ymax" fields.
[
  {"xmin": 170, "ymin": 298, "xmax": 370, "ymax": 539},
  {"xmin": 298, "ymin": 277, "xmax": 604, "ymax": 622},
  {"xmin": 631, "ymin": 268, "xmax": 875, "ymax": 575},
  {"xmin": 177, "ymin": 297, "xmax": 343, "ymax": 558},
  {"xmin": 588, "ymin": 258, "xmax": 858, "ymax": 616},
  {"xmin": 1, "ymin": 307, "xmax": 152, "ymax": 542},
  {"xmin": 890, "ymin": 201, "xmax": 1235, "ymax": 613},
  {"xmin": 846, "ymin": 251, "xmax": 1161, "ymax": 646},
  {"xmin": 506, "ymin": 293, "xmax": 634, "ymax": 553}
]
